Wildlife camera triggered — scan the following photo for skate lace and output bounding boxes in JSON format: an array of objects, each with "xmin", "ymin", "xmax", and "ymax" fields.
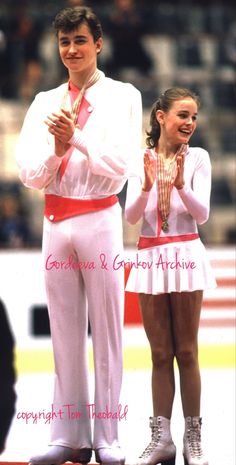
[
  {"xmin": 139, "ymin": 426, "xmax": 161, "ymax": 458},
  {"xmin": 188, "ymin": 427, "xmax": 203, "ymax": 458}
]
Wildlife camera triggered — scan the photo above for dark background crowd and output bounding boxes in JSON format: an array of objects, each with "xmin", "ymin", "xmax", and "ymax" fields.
[{"xmin": 0, "ymin": 0, "xmax": 235, "ymax": 248}]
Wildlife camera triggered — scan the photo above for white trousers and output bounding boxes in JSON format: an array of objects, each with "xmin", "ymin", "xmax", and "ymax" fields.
[{"xmin": 42, "ymin": 203, "xmax": 124, "ymax": 450}]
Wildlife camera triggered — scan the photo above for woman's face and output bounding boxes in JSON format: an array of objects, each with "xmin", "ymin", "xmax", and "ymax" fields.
[{"xmin": 157, "ymin": 97, "xmax": 198, "ymax": 146}]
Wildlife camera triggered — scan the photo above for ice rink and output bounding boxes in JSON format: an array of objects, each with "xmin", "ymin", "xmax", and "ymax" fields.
[{"xmin": 0, "ymin": 248, "xmax": 235, "ymax": 465}]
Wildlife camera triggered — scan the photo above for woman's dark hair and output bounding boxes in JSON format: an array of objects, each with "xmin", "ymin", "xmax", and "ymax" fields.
[
  {"xmin": 146, "ymin": 87, "xmax": 200, "ymax": 148},
  {"xmin": 53, "ymin": 6, "xmax": 103, "ymax": 42}
]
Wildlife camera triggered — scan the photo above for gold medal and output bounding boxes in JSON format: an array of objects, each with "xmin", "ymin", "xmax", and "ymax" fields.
[{"xmin": 161, "ymin": 221, "xmax": 169, "ymax": 232}]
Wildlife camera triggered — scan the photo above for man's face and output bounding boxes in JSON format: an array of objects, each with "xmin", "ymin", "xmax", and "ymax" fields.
[{"xmin": 58, "ymin": 23, "xmax": 103, "ymax": 76}]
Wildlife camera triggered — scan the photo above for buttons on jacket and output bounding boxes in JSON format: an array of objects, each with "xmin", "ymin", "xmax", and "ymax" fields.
[{"xmin": 49, "ymin": 214, "xmax": 54, "ymax": 221}]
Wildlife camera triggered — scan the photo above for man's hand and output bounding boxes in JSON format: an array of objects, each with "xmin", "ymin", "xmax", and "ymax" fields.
[{"xmin": 45, "ymin": 109, "xmax": 75, "ymax": 157}]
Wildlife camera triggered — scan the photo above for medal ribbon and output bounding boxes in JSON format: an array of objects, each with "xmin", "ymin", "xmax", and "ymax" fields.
[
  {"xmin": 61, "ymin": 68, "xmax": 101, "ymax": 125},
  {"xmin": 157, "ymin": 153, "xmax": 177, "ymax": 232}
]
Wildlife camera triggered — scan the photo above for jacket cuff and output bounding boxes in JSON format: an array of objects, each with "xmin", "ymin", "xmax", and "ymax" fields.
[{"xmin": 68, "ymin": 128, "xmax": 88, "ymax": 155}]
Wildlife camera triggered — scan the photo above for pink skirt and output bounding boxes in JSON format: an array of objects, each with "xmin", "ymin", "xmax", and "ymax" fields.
[{"xmin": 125, "ymin": 238, "xmax": 217, "ymax": 294}]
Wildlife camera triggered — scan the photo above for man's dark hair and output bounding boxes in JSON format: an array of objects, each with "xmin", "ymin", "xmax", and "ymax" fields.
[{"xmin": 53, "ymin": 6, "xmax": 103, "ymax": 42}]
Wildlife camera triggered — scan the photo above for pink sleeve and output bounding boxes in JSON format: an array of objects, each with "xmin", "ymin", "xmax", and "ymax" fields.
[
  {"xmin": 176, "ymin": 150, "xmax": 211, "ymax": 224},
  {"xmin": 125, "ymin": 176, "xmax": 150, "ymax": 225}
]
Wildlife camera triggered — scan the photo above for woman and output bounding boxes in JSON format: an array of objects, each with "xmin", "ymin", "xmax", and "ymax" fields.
[{"xmin": 125, "ymin": 88, "xmax": 216, "ymax": 465}]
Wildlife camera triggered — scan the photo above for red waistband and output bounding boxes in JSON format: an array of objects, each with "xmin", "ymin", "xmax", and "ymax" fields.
[
  {"xmin": 138, "ymin": 233, "xmax": 199, "ymax": 250},
  {"xmin": 44, "ymin": 194, "xmax": 119, "ymax": 222}
]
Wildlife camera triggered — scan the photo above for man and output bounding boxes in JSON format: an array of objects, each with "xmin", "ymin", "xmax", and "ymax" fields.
[{"xmin": 16, "ymin": 6, "xmax": 142, "ymax": 465}]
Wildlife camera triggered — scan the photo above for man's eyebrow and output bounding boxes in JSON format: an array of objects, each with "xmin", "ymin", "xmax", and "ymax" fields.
[{"xmin": 59, "ymin": 34, "xmax": 87, "ymax": 41}]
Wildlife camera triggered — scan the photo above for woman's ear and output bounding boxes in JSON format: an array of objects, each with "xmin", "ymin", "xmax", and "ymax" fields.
[{"xmin": 156, "ymin": 109, "xmax": 165, "ymax": 125}]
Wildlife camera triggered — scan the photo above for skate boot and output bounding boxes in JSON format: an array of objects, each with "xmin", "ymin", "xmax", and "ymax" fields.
[
  {"xmin": 95, "ymin": 446, "xmax": 125, "ymax": 465},
  {"xmin": 183, "ymin": 417, "xmax": 208, "ymax": 465},
  {"xmin": 135, "ymin": 416, "xmax": 176, "ymax": 465},
  {"xmin": 29, "ymin": 445, "xmax": 92, "ymax": 465}
]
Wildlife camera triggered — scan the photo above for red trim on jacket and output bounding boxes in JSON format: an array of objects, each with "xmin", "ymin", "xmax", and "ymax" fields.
[{"xmin": 59, "ymin": 85, "xmax": 92, "ymax": 180}]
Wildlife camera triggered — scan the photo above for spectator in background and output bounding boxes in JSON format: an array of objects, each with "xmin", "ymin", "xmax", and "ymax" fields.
[
  {"xmin": 0, "ymin": 3, "xmax": 43, "ymax": 100},
  {"xmin": 67, "ymin": 0, "xmax": 88, "ymax": 5},
  {"xmin": 0, "ymin": 299, "xmax": 17, "ymax": 454},
  {"xmin": 104, "ymin": 0, "xmax": 153, "ymax": 79},
  {"xmin": 0, "ymin": 28, "xmax": 7, "ymax": 94},
  {"xmin": 223, "ymin": 20, "xmax": 236, "ymax": 66},
  {"xmin": 0, "ymin": 193, "xmax": 32, "ymax": 248}
]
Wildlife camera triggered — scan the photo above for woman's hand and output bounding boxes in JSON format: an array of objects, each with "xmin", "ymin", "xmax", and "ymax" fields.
[
  {"xmin": 45, "ymin": 109, "xmax": 75, "ymax": 157},
  {"xmin": 142, "ymin": 151, "xmax": 156, "ymax": 192},
  {"xmin": 174, "ymin": 143, "xmax": 187, "ymax": 190}
]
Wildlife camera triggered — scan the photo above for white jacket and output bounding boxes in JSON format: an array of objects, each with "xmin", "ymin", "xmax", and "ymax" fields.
[{"xmin": 16, "ymin": 72, "xmax": 142, "ymax": 199}]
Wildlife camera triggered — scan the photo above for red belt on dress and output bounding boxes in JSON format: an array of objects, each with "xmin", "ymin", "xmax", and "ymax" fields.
[
  {"xmin": 138, "ymin": 233, "xmax": 199, "ymax": 250},
  {"xmin": 44, "ymin": 193, "xmax": 119, "ymax": 222}
]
